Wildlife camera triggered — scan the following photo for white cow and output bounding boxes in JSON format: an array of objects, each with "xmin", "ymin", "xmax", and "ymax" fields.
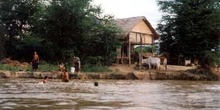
[
  {"xmin": 142, "ymin": 56, "xmax": 168, "ymax": 70},
  {"xmin": 142, "ymin": 56, "xmax": 161, "ymax": 70}
]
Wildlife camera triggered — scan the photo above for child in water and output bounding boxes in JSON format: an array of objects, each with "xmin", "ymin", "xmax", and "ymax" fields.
[
  {"xmin": 43, "ymin": 76, "xmax": 49, "ymax": 83},
  {"xmin": 38, "ymin": 76, "xmax": 48, "ymax": 84},
  {"xmin": 59, "ymin": 62, "xmax": 65, "ymax": 72},
  {"xmin": 61, "ymin": 69, "xmax": 69, "ymax": 82},
  {"xmin": 59, "ymin": 63, "xmax": 69, "ymax": 82}
]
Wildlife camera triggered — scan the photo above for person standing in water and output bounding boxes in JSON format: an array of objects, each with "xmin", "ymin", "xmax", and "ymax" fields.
[
  {"xmin": 32, "ymin": 51, "xmax": 39, "ymax": 72},
  {"xmin": 61, "ymin": 69, "xmax": 69, "ymax": 82},
  {"xmin": 73, "ymin": 56, "xmax": 81, "ymax": 73},
  {"xmin": 59, "ymin": 62, "xmax": 66, "ymax": 72}
]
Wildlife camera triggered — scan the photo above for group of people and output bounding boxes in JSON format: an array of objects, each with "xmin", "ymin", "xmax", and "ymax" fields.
[
  {"xmin": 59, "ymin": 62, "xmax": 69, "ymax": 82},
  {"xmin": 59, "ymin": 56, "xmax": 81, "ymax": 82},
  {"xmin": 32, "ymin": 51, "xmax": 81, "ymax": 83}
]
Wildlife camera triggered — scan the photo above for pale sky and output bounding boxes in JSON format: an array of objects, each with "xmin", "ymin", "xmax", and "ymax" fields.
[{"xmin": 92, "ymin": 0, "xmax": 163, "ymax": 28}]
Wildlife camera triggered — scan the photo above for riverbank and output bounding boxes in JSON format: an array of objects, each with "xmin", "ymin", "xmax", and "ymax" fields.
[{"xmin": 0, "ymin": 64, "xmax": 219, "ymax": 81}]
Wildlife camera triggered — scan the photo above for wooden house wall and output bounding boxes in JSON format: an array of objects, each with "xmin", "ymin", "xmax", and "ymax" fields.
[
  {"xmin": 132, "ymin": 20, "xmax": 153, "ymax": 34},
  {"xmin": 128, "ymin": 33, "xmax": 153, "ymax": 44},
  {"xmin": 128, "ymin": 20, "xmax": 153, "ymax": 44}
]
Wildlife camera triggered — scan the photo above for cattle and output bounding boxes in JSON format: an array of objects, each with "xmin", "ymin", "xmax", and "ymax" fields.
[
  {"xmin": 142, "ymin": 56, "xmax": 167, "ymax": 70},
  {"xmin": 142, "ymin": 56, "xmax": 160, "ymax": 70},
  {"xmin": 156, "ymin": 56, "xmax": 167, "ymax": 70}
]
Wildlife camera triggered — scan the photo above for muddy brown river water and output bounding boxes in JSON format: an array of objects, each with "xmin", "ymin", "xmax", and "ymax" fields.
[{"xmin": 0, "ymin": 78, "xmax": 219, "ymax": 110}]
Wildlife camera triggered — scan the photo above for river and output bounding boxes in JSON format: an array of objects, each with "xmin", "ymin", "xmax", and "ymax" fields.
[{"xmin": 0, "ymin": 78, "xmax": 219, "ymax": 110}]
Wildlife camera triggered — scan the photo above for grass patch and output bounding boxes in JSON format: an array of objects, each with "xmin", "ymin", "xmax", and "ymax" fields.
[
  {"xmin": 82, "ymin": 64, "xmax": 112, "ymax": 72},
  {"xmin": 0, "ymin": 63, "xmax": 59, "ymax": 72},
  {"xmin": 0, "ymin": 63, "xmax": 112, "ymax": 73},
  {"xmin": 0, "ymin": 64, "xmax": 22, "ymax": 72},
  {"xmin": 38, "ymin": 63, "xmax": 59, "ymax": 72}
]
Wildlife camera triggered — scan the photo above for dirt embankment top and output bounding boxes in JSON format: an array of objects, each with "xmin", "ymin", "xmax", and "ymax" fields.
[
  {"xmin": 108, "ymin": 64, "xmax": 197, "ymax": 73},
  {"xmin": 108, "ymin": 64, "xmax": 219, "ymax": 81},
  {"xmin": 0, "ymin": 58, "xmax": 219, "ymax": 80}
]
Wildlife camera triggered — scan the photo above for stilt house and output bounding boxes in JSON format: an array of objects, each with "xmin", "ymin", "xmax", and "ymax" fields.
[{"xmin": 115, "ymin": 16, "xmax": 160, "ymax": 66}]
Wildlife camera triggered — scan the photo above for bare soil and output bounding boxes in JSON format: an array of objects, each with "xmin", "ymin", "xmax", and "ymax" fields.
[{"xmin": 108, "ymin": 63, "xmax": 197, "ymax": 73}]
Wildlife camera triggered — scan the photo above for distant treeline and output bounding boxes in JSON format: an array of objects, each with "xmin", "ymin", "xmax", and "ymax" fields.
[{"xmin": 0, "ymin": 0, "xmax": 121, "ymax": 66}]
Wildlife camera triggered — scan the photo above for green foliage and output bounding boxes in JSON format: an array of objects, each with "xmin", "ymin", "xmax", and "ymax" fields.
[
  {"xmin": 15, "ymin": 34, "xmax": 43, "ymax": 60},
  {"xmin": 0, "ymin": 0, "xmax": 43, "ymax": 58},
  {"xmin": 0, "ymin": 0, "xmax": 120, "ymax": 66},
  {"xmin": 200, "ymin": 51, "xmax": 220, "ymax": 68},
  {"xmin": 0, "ymin": 19, "xmax": 6, "ymax": 58},
  {"xmin": 0, "ymin": 63, "xmax": 59, "ymax": 72},
  {"xmin": 82, "ymin": 64, "xmax": 112, "ymax": 72},
  {"xmin": 38, "ymin": 62, "xmax": 59, "ymax": 72},
  {"xmin": 157, "ymin": 0, "xmax": 220, "ymax": 58},
  {"xmin": 135, "ymin": 45, "xmax": 158, "ymax": 53},
  {"xmin": 21, "ymin": 34, "xmax": 42, "ymax": 47},
  {"xmin": 0, "ymin": 64, "xmax": 22, "ymax": 72},
  {"xmin": 32, "ymin": 0, "xmax": 120, "ymax": 65},
  {"xmin": 84, "ymin": 56, "xmax": 103, "ymax": 65},
  {"xmin": 135, "ymin": 46, "xmax": 149, "ymax": 53}
]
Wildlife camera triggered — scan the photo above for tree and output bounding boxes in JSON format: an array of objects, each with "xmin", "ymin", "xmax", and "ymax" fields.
[
  {"xmin": 0, "ymin": 0, "xmax": 120, "ymax": 66},
  {"xmin": 32, "ymin": 0, "xmax": 120, "ymax": 65},
  {"xmin": 157, "ymin": 0, "xmax": 220, "ymax": 59},
  {"xmin": 0, "ymin": 0, "xmax": 43, "ymax": 59},
  {"xmin": 0, "ymin": 23, "xmax": 6, "ymax": 58}
]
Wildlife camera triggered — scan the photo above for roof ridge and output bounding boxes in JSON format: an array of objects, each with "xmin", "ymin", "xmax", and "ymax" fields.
[
  {"xmin": 115, "ymin": 16, "xmax": 159, "ymax": 40},
  {"xmin": 116, "ymin": 16, "xmax": 145, "ymax": 20}
]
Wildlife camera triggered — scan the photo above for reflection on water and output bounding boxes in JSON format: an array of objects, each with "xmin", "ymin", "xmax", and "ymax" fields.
[{"xmin": 0, "ymin": 78, "xmax": 220, "ymax": 110}]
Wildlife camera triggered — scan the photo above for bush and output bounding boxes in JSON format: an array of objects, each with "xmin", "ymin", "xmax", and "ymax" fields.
[{"xmin": 200, "ymin": 51, "xmax": 220, "ymax": 68}]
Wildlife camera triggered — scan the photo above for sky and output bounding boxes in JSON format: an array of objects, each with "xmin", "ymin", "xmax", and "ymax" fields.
[{"xmin": 92, "ymin": 0, "xmax": 163, "ymax": 28}]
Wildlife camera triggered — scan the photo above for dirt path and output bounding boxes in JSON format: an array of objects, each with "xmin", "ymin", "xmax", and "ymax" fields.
[
  {"xmin": 108, "ymin": 64, "xmax": 135, "ymax": 74},
  {"xmin": 109, "ymin": 64, "xmax": 197, "ymax": 73}
]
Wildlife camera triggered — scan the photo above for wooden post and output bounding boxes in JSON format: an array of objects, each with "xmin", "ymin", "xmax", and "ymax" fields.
[
  {"xmin": 139, "ymin": 34, "xmax": 143, "ymax": 70},
  {"xmin": 158, "ymin": 37, "xmax": 160, "ymax": 54},
  {"xmin": 128, "ymin": 36, "xmax": 131, "ymax": 66},
  {"xmin": 152, "ymin": 35, "xmax": 155, "ymax": 56},
  {"xmin": 116, "ymin": 48, "xmax": 121, "ymax": 64}
]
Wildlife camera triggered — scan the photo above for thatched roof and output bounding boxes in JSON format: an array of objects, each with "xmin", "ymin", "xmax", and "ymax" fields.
[{"xmin": 115, "ymin": 16, "xmax": 159, "ymax": 40}]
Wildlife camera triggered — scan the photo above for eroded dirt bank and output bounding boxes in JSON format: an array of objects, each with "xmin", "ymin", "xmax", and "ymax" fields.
[
  {"xmin": 0, "ymin": 64, "xmax": 219, "ymax": 80},
  {"xmin": 0, "ymin": 69, "xmax": 219, "ymax": 81}
]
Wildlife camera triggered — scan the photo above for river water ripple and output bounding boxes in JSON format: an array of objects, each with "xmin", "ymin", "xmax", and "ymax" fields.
[{"xmin": 0, "ymin": 79, "xmax": 219, "ymax": 110}]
